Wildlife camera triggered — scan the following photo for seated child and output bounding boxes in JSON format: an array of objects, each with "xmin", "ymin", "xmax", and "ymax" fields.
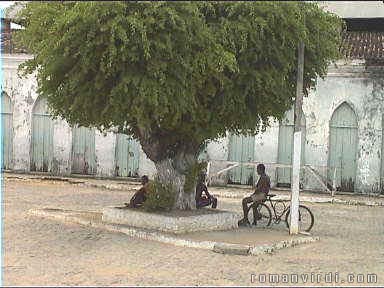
[
  {"xmin": 195, "ymin": 173, "xmax": 217, "ymax": 209},
  {"xmin": 125, "ymin": 175, "xmax": 149, "ymax": 208}
]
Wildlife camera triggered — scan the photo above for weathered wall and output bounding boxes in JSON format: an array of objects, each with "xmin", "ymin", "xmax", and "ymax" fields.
[
  {"xmin": 2, "ymin": 54, "xmax": 36, "ymax": 172},
  {"xmin": 253, "ymin": 119, "xmax": 280, "ymax": 188},
  {"xmin": 206, "ymin": 135, "xmax": 230, "ymax": 185},
  {"xmin": 95, "ymin": 131, "xmax": 116, "ymax": 177},
  {"xmin": 1, "ymin": 54, "xmax": 137, "ymax": 178},
  {"xmin": 320, "ymin": 1, "xmax": 384, "ymax": 18},
  {"xmin": 52, "ymin": 118, "xmax": 71, "ymax": 175},
  {"xmin": 137, "ymin": 146, "xmax": 156, "ymax": 179},
  {"xmin": 303, "ymin": 60, "xmax": 383, "ymax": 193},
  {"xmin": 2, "ymin": 54, "xmax": 384, "ymax": 193}
]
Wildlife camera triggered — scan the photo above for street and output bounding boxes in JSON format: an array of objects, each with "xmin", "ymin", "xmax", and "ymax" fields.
[{"xmin": 3, "ymin": 177, "xmax": 384, "ymax": 286}]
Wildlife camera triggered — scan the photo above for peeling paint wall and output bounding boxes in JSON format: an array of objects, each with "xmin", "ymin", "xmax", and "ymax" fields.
[
  {"xmin": 3, "ymin": 54, "xmax": 36, "ymax": 172},
  {"xmin": 95, "ymin": 131, "xmax": 116, "ymax": 177},
  {"xmin": 3, "ymin": 54, "xmax": 384, "ymax": 193},
  {"xmin": 52, "ymin": 118, "xmax": 71, "ymax": 175},
  {"xmin": 206, "ymin": 135, "xmax": 230, "ymax": 185},
  {"xmin": 253, "ymin": 119, "xmax": 280, "ymax": 187},
  {"xmin": 137, "ymin": 145, "xmax": 156, "ymax": 179},
  {"xmin": 303, "ymin": 61, "xmax": 383, "ymax": 193}
]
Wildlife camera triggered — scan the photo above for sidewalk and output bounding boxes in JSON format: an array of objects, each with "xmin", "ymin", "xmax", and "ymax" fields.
[{"xmin": 3, "ymin": 172, "xmax": 384, "ymax": 206}]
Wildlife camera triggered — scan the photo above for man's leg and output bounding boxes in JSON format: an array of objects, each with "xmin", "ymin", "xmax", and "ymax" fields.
[
  {"xmin": 196, "ymin": 197, "xmax": 211, "ymax": 209},
  {"xmin": 251, "ymin": 193, "xmax": 267, "ymax": 221},
  {"xmin": 238, "ymin": 196, "xmax": 254, "ymax": 225},
  {"xmin": 211, "ymin": 197, "xmax": 218, "ymax": 209},
  {"xmin": 242, "ymin": 196, "xmax": 253, "ymax": 217},
  {"xmin": 129, "ymin": 192, "xmax": 145, "ymax": 208}
]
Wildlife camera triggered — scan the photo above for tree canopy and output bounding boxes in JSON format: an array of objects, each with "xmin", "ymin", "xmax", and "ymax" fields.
[
  {"xmin": 17, "ymin": 1, "xmax": 342, "ymax": 160},
  {"xmin": 16, "ymin": 1, "xmax": 343, "ymax": 209}
]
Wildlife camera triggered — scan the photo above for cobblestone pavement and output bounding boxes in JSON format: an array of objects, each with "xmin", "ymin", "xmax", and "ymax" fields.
[{"xmin": 3, "ymin": 178, "xmax": 384, "ymax": 286}]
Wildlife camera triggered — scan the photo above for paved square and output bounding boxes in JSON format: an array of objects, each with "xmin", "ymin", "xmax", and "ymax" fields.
[{"xmin": 3, "ymin": 176, "xmax": 384, "ymax": 286}]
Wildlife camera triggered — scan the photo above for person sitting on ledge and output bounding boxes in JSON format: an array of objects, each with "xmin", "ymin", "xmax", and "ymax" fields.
[
  {"xmin": 125, "ymin": 175, "xmax": 149, "ymax": 208},
  {"xmin": 238, "ymin": 163, "xmax": 271, "ymax": 226},
  {"xmin": 195, "ymin": 172, "xmax": 217, "ymax": 209}
]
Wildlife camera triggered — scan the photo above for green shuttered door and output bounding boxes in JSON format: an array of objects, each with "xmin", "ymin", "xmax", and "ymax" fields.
[
  {"xmin": 228, "ymin": 134, "xmax": 255, "ymax": 185},
  {"xmin": 277, "ymin": 109, "xmax": 305, "ymax": 187},
  {"xmin": 71, "ymin": 126, "xmax": 96, "ymax": 175},
  {"xmin": 1, "ymin": 93, "xmax": 13, "ymax": 170},
  {"xmin": 31, "ymin": 97, "xmax": 54, "ymax": 172},
  {"xmin": 328, "ymin": 103, "xmax": 358, "ymax": 192},
  {"xmin": 115, "ymin": 133, "xmax": 140, "ymax": 177}
]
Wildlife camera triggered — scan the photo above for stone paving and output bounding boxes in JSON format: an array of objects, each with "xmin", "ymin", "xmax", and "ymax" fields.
[{"xmin": 3, "ymin": 175, "xmax": 384, "ymax": 286}]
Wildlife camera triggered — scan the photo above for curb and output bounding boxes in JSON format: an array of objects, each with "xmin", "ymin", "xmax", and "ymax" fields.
[
  {"xmin": 28, "ymin": 208, "xmax": 319, "ymax": 256},
  {"xmin": 249, "ymin": 236, "xmax": 320, "ymax": 256},
  {"xmin": 213, "ymin": 243, "xmax": 250, "ymax": 255},
  {"xmin": 28, "ymin": 209, "xmax": 215, "ymax": 251}
]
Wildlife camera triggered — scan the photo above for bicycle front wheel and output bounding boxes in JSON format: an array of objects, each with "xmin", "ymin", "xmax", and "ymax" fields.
[
  {"xmin": 248, "ymin": 203, "xmax": 272, "ymax": 228},
  {"xmin": 285, "ymin": 205, "xmax": 314, "ymax": 232}
]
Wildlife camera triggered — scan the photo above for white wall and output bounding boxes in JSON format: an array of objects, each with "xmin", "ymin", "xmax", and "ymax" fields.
[
  {"xmin": 319, "ymin": 1, "xmax": 384, "ymax": 18},
  {"xmin": 3, "ymin": 55, "xmax": 384, "ymax": 193},
  {"xmin": 2, "ymin": 54, "xmax": 36, "ymax": 171}
]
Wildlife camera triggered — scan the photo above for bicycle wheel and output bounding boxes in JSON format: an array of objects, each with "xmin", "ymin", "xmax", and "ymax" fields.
[
  {"xmin": 285, "ymin": 205, "xmax": 314, "ymax": 232},
  {"xmin": 272, "ymin": 200, "xmax": 287, "ymax": 223},
  {"xmin": 248, "ymin": 203, "xmax": 272, "ymax": 228}
]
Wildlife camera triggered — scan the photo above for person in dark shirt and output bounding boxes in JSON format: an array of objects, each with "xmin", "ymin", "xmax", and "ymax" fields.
[
  {"xmin": 238, "ymin": 164, "xmax": 271, "ymax": 226},
  {"xmin": 125, "ymin": 175, "xmax": 149, "ymax": 208},
  {"xmin": 195, "ymin": 173, "xmax": 217, "ymax": 209}
]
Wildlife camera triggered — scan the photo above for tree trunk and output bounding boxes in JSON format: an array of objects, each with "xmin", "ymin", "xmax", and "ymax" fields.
[{"xmin": 154, "ymin": 153, "xmax": 197, "ymax": 210}]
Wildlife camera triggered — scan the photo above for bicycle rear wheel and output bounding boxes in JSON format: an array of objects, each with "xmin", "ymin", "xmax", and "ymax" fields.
[
  {"xmin": 248, "ymin": 203, "xmax": 272, "ymax": 228},
  {"xmin": 285, "ymin": 205, "xmax": 314, "ymax": 232}
]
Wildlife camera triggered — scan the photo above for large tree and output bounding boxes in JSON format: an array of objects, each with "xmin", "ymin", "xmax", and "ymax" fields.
[{"xmin": 16, "ymin": 1, "xmax": 342, "ymax": 209}]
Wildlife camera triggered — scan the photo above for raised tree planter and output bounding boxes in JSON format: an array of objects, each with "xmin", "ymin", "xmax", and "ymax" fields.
[{"xmin": 102, "ymin": 206, "xmax": 239, "ymax": 234}]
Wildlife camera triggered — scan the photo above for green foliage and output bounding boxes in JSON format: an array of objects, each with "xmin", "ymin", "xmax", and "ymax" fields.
[
  {"xmin": 143, "ymin": 180, "xmax": 176, "ymax": 212},
  {"xmin": 184, "ymin": 161, "xmax": 207, "ymax": 194},
  {"xmin": 16, "ymin": 1, "xmax": 343, "ymax": 161}
]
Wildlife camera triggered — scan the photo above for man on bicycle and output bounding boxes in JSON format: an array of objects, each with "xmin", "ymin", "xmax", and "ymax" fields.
[{"xmin": 238, "ymin": 163, "xmax": 271, "ymax": 226}]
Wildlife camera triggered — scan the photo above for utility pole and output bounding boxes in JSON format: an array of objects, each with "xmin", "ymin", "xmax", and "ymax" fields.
[{"xmin": 289, "ymin": 42, "xmax": 304, "ymax": 235}]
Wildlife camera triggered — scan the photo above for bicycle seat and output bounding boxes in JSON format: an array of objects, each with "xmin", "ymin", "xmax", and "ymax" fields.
[{"xmin": 267, "ymin": 194, "xmax": 276, "ymax": 198}]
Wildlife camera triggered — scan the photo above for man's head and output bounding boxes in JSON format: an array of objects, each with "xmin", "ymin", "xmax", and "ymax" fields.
[
  {"xmin": 256, "ymin": 164, "xmax": 266, "ymax": 175},
  {"xmin": 141, "ymin": 175, "xmax": 149, "ymax": 185}
]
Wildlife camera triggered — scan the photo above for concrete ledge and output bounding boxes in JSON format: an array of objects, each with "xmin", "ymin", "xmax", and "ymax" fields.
[
  {"xmin": 249, "ymin": 236, "xmax": 320, "ymax": 256},
  {"xmin": 102, "ymin": 206, "xmax": 239, "ymax": 234},
  {"xmin": 28, "ymin": 208, "xmax": 320, "ymax": 256},
  {"xmin": 213, "ymin": 243, "xmax": 250, "ymax": 255}
]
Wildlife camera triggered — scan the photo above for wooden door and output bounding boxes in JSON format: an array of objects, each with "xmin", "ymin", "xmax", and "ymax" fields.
[
  {"xmin": 228, "ymin": 134, "xmax": 255, "ymax": 185},
  {"xmin": 277, "ymin": 109, "xmax": 306, "ymax": 187},
  {"xmin": 1, "ymin": 92, "xmax": 13, "ymax": 170},
  {"xmin": 328, "ymin": 102, "xmax": 358, "ymax": 192},
  {"xmin": 71, "ymin": 126, "xmax": 96, "ymax": 175},
  {"xmin": 31, "ymin": 97, "xmax": 54, "ymax": 172},
  {"xmin": 115, "ymin": 133, "xmax": 140, "ymax": 177}
]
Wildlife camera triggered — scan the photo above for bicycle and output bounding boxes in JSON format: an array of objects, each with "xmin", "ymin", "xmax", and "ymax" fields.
[{"xmin": 246, "ymin": 194, "xmax": 314, "ymax": 232}]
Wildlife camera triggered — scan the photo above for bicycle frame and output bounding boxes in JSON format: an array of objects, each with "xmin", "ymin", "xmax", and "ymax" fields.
[{"xmin": 264, "ymin": 197, "xmax": 290, "ymax": 224}]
